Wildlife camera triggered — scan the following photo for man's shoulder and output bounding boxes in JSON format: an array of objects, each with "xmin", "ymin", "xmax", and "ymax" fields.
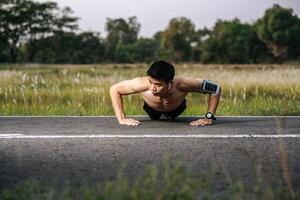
[
  {"xmin": 130, "ymin": 76, "xmax": 148, "ymax": 84},
  {"xmin": 173, "ymin": 76, "xmax": 198, "ymax": 85},
  {"xmin": 114, "ymin": 76, "xmax": 149, "ymax": 93},
  {"xmin": 173, "ymin": 76, "xmax": 188, "ymax": 91},
  {"xmin": 173, "ymin": 76, "xmax": 186, "ymax": 83},
  {"xmin": 128, "ymin": 76, "xmax": 150, "ymax": 91},
  {"xmin": 173, "ymin": 76, "xmax": 202, "ymax": 92},
  {"xmin": 173, "ymin": 76, "xmax": 196, "ymax": 81}
]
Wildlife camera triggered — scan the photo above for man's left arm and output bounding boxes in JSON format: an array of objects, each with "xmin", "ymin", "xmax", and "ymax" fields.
[
  {"xmin": 190, "ymin": 92, "xmax": 221, "ymax": 126},
  {"xmin": 176, "ymin": 77, "xmax": 221, "ymax": 126}
]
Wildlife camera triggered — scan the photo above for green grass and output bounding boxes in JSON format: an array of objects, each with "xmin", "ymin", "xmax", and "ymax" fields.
[
  {"xmin": 0, "ymin": 64, "xmax": 299, "ymax": 115},
  {"xmin": 0, "ymin": 160, "xmax": 298, "ymax": 200}
]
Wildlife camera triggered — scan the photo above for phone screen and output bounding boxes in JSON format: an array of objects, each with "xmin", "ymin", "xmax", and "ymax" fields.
[{"xmin": 204, "ymin": 82, "xmax": 218, "ymax": 93}]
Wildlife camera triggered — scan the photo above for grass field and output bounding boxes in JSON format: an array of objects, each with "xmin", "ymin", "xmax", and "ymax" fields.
[
  {"xmin": 1, "ymin": 160, "xmax": 298, "ymax": 200},
  {"xmin": 0, "ymin": 63, "xmax": 299, "ymax": 116}
]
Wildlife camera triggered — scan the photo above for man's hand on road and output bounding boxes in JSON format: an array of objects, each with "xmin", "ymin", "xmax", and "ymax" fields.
[
  {"xmin": 190, "ymin": 118, "xmax": 213, "ymax": 126},
  {"xmin": 119, "ymin": 118, "xmax": 141, "ymax": 126}
]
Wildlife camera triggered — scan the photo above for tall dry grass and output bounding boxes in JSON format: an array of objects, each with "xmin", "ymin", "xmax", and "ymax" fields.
[{"xmin": 0, "ymin": 64, "xmax": 299, "ymax": 115}]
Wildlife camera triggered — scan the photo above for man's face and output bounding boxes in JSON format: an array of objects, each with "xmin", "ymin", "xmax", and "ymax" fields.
[{"xmin": 148, "ymin": 77, "xmax": 168, "ymax": 96}]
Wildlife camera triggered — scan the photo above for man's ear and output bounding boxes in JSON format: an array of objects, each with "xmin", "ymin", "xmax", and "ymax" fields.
[{"xmin": 168, "ymin": 81, "xmax": 173, "ymax": 89}]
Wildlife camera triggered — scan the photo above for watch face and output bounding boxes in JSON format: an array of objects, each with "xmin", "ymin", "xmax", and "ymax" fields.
[{"xmin": 206, "ymin": 113, "xmax": 212, "ymax": 118}]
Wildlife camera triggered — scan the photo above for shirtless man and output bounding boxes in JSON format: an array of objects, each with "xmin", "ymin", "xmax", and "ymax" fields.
[{"xmin": 110, "ymin": 60, "xmax": 221, "ymax": 126}]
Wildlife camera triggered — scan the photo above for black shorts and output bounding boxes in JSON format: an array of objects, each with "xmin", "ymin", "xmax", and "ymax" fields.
[{"xmin": 143, "ymin": 99, "xmax": 186, "ymax": 120}]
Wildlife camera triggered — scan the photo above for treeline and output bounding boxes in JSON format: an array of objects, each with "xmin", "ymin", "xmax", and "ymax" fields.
[{"xmin": 1, "ymin": 0, "xmax": 300, "ymax": 64}]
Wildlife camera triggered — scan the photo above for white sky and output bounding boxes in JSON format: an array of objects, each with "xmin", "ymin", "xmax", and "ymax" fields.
[{"xmin": 36, "ymin": 0, "xmax": 300, "ymax": 37}]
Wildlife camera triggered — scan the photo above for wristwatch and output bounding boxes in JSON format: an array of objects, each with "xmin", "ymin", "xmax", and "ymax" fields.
[{"xmin": 205, "ymin": 112, "xmax": 216, "ymax": 120}]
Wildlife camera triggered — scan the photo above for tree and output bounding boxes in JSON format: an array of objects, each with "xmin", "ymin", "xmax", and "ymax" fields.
[
  {"xmin": 0, "ymin": 0, "xmax": 78, "ymax": 63},
  {"xmin": 0, "ymin": 0, "xmax": 29, "ymax": 62},
  {"xmin": 33, "ymin": 31, "xmax": 105, "ymax": 64},
  {"xmin": 71, "ymin": 32, "xmax": 105, "ymax": 64},
  {"xmin": 201, "ymin": 19, "xmax": 267, "ymax": 63},
  {"xmin": 190, "ymin": 27, "xmax": 211, "ymax": 62},
  {"xmin": 159, "ymin": 17, "xmax": 197, "ymax": 62},
  {"xmin": 33, "ymin": 32, "xmax": 76, "ymax": 63},
  {"xmin": 113, "ymin": 38, "xmax": 158, "ymax": 63},
  {"xmin": 104, "ymin": 16, "xmax": 141, "ymax": 61},
  {"xmin": 255, "ymin": 4, "xmax": 300, "ymax": 62},
  {"xmin": 131, "ymin": 38, "xmax": 159, "ymax": 63},
  {"xmin": 26, "ymin": 5, "xmax": 78, "ymax": 62},
  {"xmin": 0, "ymin": 34, "xmax": 9, "ymax": 62}
]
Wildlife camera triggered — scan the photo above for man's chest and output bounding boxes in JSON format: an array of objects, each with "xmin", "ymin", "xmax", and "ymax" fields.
[{"xmin": 142, "ymin": 90, "xmax": 187, "ymax": 111}]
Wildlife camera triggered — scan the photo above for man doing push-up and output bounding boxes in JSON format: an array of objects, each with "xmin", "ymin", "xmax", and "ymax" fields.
[{"xmin": 110, "ymin": 60, "xmax": 221, "ymax": 126}]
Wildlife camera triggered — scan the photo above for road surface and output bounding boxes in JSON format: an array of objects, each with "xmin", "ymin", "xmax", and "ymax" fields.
[{"xmin": 0, "ymin": 116, "xmax": 299, "ymax": 195}]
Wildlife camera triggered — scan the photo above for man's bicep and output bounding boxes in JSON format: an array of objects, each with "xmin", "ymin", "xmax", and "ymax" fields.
[
  {"xmin": 177, "ymin": 77, "xmax": 203, "ymax": 92},
  {"xmin": 178, "ymin": 77, "xmax": 221, "ymax": 95}
]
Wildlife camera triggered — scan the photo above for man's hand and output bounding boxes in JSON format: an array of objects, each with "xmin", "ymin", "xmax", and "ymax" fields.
[
  {"xmin": 119, "ymin": 118, "xmax": 141, "ymax": 126},
  {"xmin": 190, "ymin": 118, "xmax": 213, "ymax": 126}
]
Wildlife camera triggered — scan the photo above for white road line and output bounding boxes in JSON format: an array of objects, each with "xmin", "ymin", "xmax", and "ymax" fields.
[
  {"xmin": 0, "ymin": 134, "xmax": 299, "ymax": 139},
  {"xmin": 0, "ymin": 134, "xmax": 24, "ymax": 137}
]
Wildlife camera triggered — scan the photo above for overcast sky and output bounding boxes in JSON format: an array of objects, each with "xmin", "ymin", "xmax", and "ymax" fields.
[{"xmin": 36, "ymin": 0, "xmax": 300, "ymax": 37}]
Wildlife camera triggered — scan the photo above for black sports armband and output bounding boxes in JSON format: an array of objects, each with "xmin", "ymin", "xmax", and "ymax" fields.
[{"xmin": 200, "ymin": 80, "xmax": 221, "ymax": 96}]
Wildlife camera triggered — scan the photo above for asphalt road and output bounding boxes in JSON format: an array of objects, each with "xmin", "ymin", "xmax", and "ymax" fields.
[{"xmin": 0, "ymin": 116, "xmax": 300, "ymax": 195}]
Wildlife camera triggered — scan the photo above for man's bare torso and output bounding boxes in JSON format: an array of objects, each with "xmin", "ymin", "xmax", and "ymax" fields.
[
  {"xmin": 141, "ymin": 77, "xmax": 188, "ymax": 112},
  {"xmin": 110, "ymin": 61, "xmax": 220, "ymax": 126}
]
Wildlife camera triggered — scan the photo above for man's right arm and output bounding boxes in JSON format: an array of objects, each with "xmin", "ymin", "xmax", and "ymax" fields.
[{"xmin": 109, "ymin": 77, "xmax": 148, "ymax": 126}]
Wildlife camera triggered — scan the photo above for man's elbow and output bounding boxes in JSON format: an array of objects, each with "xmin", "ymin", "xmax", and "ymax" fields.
[
  {"xmin": 110, "ymin": 84, "xmax": 119, "ymax": 96},
  {"xmin": 216, "ymin": 86, "xmax": 221, "ymax": 98},
  {"xmin": 210, "ymin": 86, "xmax": 221, "ymax": 98}
]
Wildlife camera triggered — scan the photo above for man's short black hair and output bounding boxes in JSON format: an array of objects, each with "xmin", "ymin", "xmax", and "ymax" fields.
[{"xmin": 147, "ymin": 60, "xmax": 175, "ymax": 83}]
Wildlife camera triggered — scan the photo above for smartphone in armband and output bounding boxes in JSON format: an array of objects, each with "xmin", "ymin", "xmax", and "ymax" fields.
[{"xmin": 201, "ymin": 80, "xmax": 220, "ymax": 95}]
